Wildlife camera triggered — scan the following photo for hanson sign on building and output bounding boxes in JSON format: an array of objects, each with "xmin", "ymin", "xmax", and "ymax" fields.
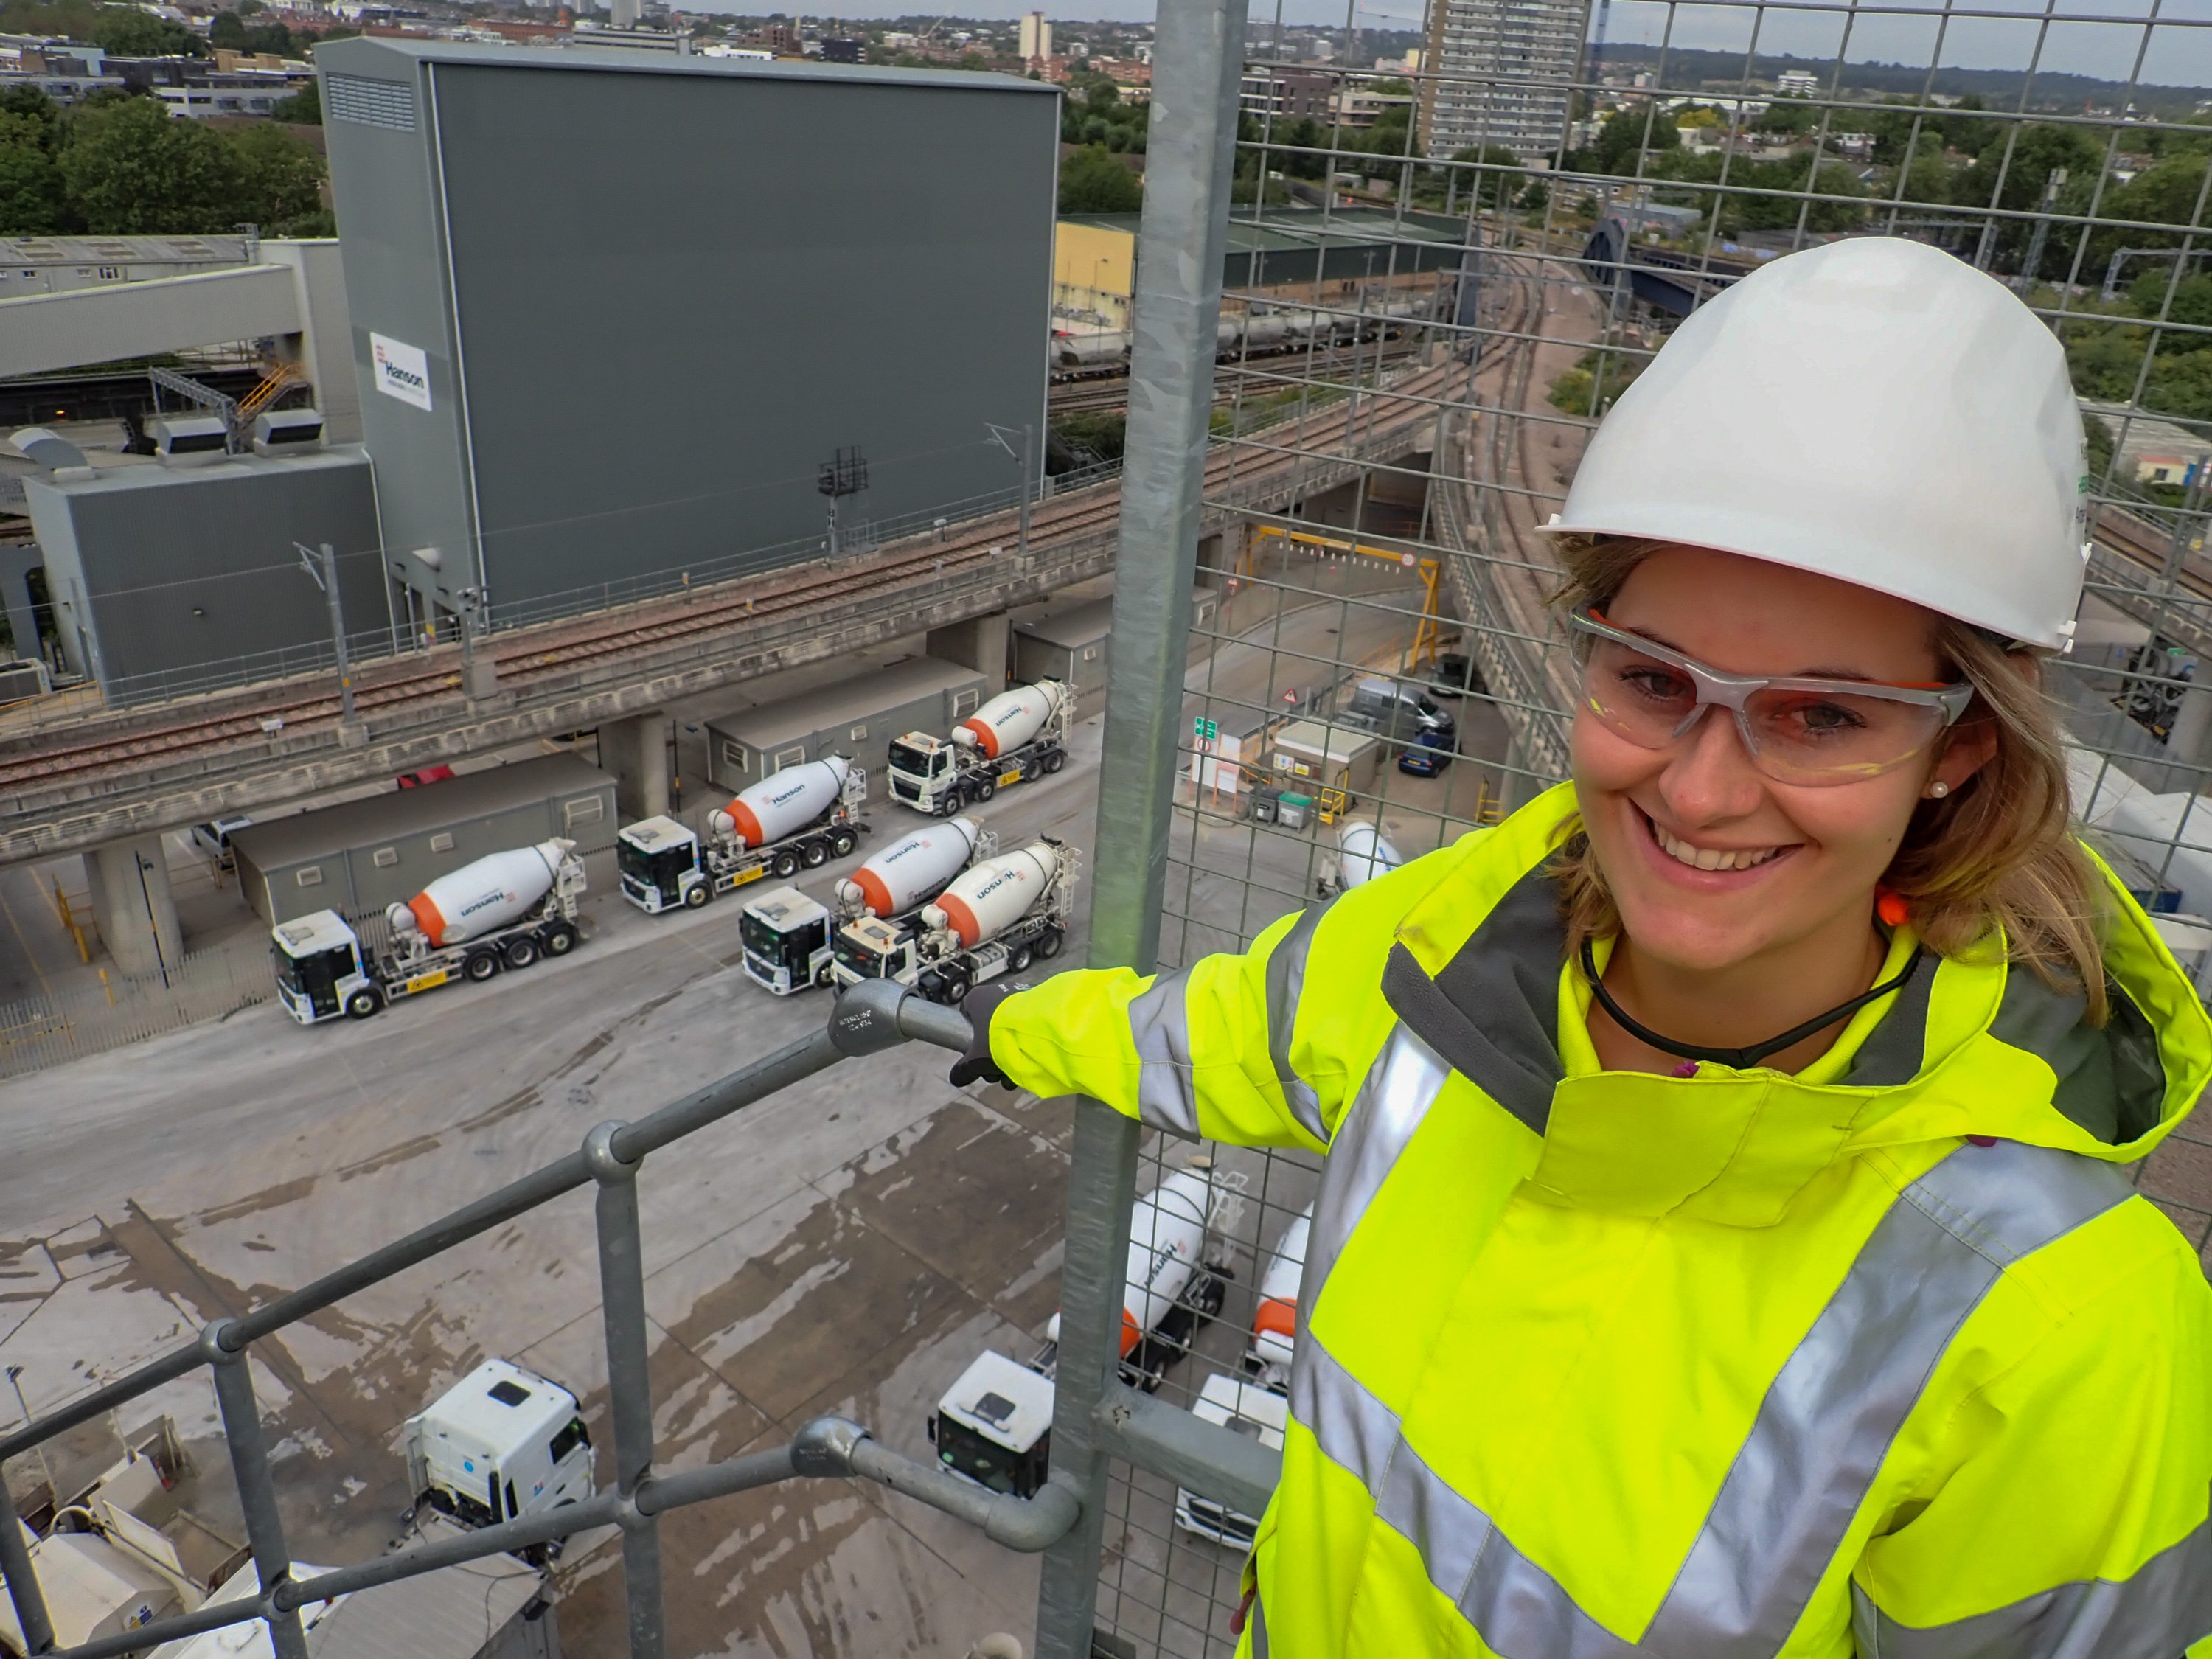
[{"xmin": 370, "ymin": 333, "xmax": 434, "ymax": 411}]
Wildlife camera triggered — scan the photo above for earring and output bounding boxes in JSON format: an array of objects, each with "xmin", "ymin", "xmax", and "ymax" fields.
[{"xmin": 1926, "ymin": 781, "xmax": 1950, "ymax": 799}]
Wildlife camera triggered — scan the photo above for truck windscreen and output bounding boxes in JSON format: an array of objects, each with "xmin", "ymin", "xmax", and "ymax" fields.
[
  {"xmin": 933, "ymin": 1416, "xmax": 1031, "ymax": 1495},
  {"xmin": 619, "ymin": 841, "xmax": 687, "ymax": 892},
  {"xmin": 740, "ymin": 911, "xmax": 821, "ymax": 967},
  {"xmin": 832, "ymin": 931, "xmax": 886, "ymax": 978},
  {"xmin": 887, "ymin": 740, "xmax": 943, "ymax": 776},
  {"xmin": 274, "ymin": 942, "xmax": 351, "ymax": 1000}
]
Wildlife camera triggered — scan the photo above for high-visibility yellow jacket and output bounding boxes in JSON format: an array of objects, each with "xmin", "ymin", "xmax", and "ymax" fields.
[{"xmin": 990, "ymin": 784, "xmax": 2212, "ymax": 1658}]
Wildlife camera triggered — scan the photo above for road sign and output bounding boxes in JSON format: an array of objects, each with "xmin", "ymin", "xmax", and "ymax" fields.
[{"xmin": 1194, "ymin": 717, "xmax": 1219, "ymax": 741}]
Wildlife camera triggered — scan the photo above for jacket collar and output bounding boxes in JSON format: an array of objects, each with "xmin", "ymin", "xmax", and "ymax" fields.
[{"xmin": 1383, "ymin": 784, "xmax": 2212, "ymax": 1224}]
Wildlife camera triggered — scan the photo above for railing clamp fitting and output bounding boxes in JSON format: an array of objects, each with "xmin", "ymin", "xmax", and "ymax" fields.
[
  {"xmin": 790, "ymin": 1416, "xmax": 869, "ymax": 1478},
  {"xmin": 582, "ymin": 1120, "xmax": 639, "ymax": 1183}
]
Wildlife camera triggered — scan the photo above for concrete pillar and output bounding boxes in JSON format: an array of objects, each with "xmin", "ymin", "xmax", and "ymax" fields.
[
  {"xmin": 599, "ymin": 714, "xmax": 670, "ymax": 822},
  {"xmin": 2168, "ymin": 678, "xmax": 2212, "ymax": 792},
  {"xmin": 927, "ymin": 612, "xmax": 1012, "ymax": 686},
  {"xmin": 86, "ymin": 835, "xmax": 182, "ymax": 982}
]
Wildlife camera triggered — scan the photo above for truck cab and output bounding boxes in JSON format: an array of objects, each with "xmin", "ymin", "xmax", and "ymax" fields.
[
  {"xmin": 1172, "ymin": 1374, "xmax": 1290, "ymax": 1548},
  {"xmin": 928, "ymin": 1349, "xmax": 1056, "ymax": 1499},
  {"xmin": 617, "ymin": 816, "xmax": 706, "ymax": 913},
  {"xmin": 403, "ymin": 1360, "xmax": 593, "ymax": 1539},
  {"xmin": 831, "ymin": 914, "xmax": 921, "ymax": 986},
  {"xmin": 740, "ymin": 886, "xmax": 835, "ymax": 994},
  {"xmin": 270, "ymin": 912, "xmax": 372, "ymax": 1024},
  {"xmin": 886, "ymin": 734, "xmax": 959, "ymax": 814}
]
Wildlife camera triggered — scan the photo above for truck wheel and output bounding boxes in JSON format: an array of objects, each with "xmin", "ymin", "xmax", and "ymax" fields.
[
  {"xmin": 771, "ymin": 849, "xmax": 801, "ymax": 879},
  {"xmin": 344, "ymin": 987, "xmax": 383, "ymax": 1020},
  {"xmin": 542, "ymin": 922, "xmax": 580, "ymax": 956},
  {"xmin": 830, "ymin": 827, "xmax": 858, "ymax": 858},
  {"xmin": 464, "ymin": 949, "xmax": 501, "ymax": 983},
  {"xmin": 1042, "ymin": 749, "xmax": 1066, "ymax": 774},
  {"xmin": 503, "ymin": 936, "xmax": 540, "ymax": 970},
  {"xmin": 970, "ymin": 775, "xmax": 998, "ymax": 803},
  {"xmin": 801, "ymin": 838, "xmax": 830, "ymax": 869},
  {"xmin": 1009, "ymin": 946, "xmax": 1032, "ymax": 973},
  {"xmin": 1034, "ymin": 928, "xmax": 1063, "ymax": 960},
  {"xmin": 815, "ymin": 961, "xmax": 837, "ymax": 989},
  {"xmin": 681, "ymin": 883, "xmax": 710, "ymax": 911}
]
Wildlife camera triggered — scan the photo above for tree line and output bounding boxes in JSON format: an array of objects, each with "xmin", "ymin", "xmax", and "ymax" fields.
[{"xmin": 0, "ymin": 85, "xmax": 328, "ymax": 237}]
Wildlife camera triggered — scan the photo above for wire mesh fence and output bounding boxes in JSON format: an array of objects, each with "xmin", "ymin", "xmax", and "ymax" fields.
[
  {"xmin": 0, "ymin": 942, "xmax": 274, "ymax": 1081},
  {"xmin": 1066, "ymin": 2, "xmax": 2212, "ymax": 1648}
]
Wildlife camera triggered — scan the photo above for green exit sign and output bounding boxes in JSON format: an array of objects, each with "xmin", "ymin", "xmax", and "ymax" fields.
[{"xmin": 1194, "ymin": 717, "xmax": 1219, "ymax": 741}]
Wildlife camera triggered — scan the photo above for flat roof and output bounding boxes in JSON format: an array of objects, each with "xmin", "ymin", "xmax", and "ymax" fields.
[
  {"xmin": 710, "ymin": 655, "xmax": 983, "ymax": 747},
  {"xmin": 322, "ymin": 33, "xmax": 1059, "ymax": 96},
  {"xmin": 1013, "ymin": 594, "xmax": 1116, "ymax": 649},
  {"xmin": 21, "ymin": 445, "xmax": 369, "ymax": 501},
  {"xmin": 229, "ymin": 752, "xmax": 613, "ymax": 870}
]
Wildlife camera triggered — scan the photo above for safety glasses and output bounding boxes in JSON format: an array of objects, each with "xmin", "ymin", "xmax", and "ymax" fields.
[{"xmin": 1566, "ymin": 607, "xmax": 1977, "ymax": 787}]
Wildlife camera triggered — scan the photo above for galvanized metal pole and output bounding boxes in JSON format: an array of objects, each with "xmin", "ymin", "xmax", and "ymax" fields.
[
  {"xmin": 0, "ymin": 1467, "xmax": 55, "ymax": 1655},
  {"xmin": 585, "ymin": 1122, "xmax": 665, "ymax": 1659},
  {"xmin": 320, "ymin": 544, "xmax": 356, "ymax": 726},
  {"xmin": 1020, "ymin": 422, "xmax": 1034, "ymax": 559},
  {"xmin": 202, "ymin": 1324, "xmax": 310, "ymax": 1659},
  {"xmin": 1032, "ymin": 0, "xmax": 1246, "ymax": 1651}
]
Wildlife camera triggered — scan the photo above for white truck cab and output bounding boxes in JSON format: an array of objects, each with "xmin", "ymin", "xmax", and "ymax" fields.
[
  {"xmin": 270, "ymin": 911, "xmax": 373, "ymax": 1024},
  {"xmin": 929, "ymin": 1349, "xmax": 1057, "ymax": 1498},
  {"xmin": 616, "ymin": 815, "xmax": 708, "ymax": 912},
  {"xmin": 403, "ymin": 1360, "xmax": 593, "ymax": 1534},
  {"xmin": 739, "ymin": 885, "xmax": 836, "ymax": 994},
  {"xmin": 1172, "ymin": 1374, "xmax": 1290, "ymax": 1547}
]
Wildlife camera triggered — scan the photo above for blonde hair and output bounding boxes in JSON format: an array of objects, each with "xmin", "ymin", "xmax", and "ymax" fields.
[{"xmin": 1548, "ymin": 537, "xmax": 2108, "ymax": 1023}]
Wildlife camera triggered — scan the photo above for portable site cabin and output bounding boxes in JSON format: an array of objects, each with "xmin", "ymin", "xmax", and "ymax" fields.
[
  {"xmin": 1011, "ymin": 587, "xmax": 1221, "ymax": 715},
  {"xmin": 703, "ymin": 655, "xmax": 989, "ymax": 798},
  {"xmin": 229, "ymin": 754, "xmax": 618, "ymax": 925},
  {"xmin": 1267, "ymin": 720, "xmax": 1382, "ymax": 804}
]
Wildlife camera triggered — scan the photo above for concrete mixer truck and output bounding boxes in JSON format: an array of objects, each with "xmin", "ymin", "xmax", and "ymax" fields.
[
  {"xmin": 738, "ymin": 817, "xmax": 997, "ymax": 997},
  {"xmin": 930, "ymin": 1164, "xmax": 1246, "ymax": 1498},
  {"xmin": 830, "ymin": 837, "xmax": 1077, "ymax": 1004},
  {"xmin": 1316, "ymin": 820, "xmax": 1403, "ymax": 898},
  {"xmin": 617, "ymin": 756, "xmax": 868, "ymax": 915},
  {"xmin": 271, "ymin": 840, "xmax": 586, "ymax": 1025},
  {"xmin": 887, "ymin": 680, "xmax": 1072, "ymax": 817}
]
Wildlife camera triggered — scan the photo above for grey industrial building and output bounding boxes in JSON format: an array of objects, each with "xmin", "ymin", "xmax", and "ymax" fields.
[
  {"xmin": 1012, "ymin": 585, "xmax": 1218, "ymax": 714},
  {"xmin": 22, "ymin": 448, "xmax": 386, "ymax": 705},
  {"xmin": 703, "ymin": 655, "xmax": 989, "ymax": 797},
  {"xmin": 318, "ymin": 37, "xmax": 1060, "ymax": 630},
  {"xmin": 229, "ymin": 753, "xmax": 619, "ymax": 925}
]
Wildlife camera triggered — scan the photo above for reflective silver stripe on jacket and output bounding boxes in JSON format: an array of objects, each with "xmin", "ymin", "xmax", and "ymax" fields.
[
  {"xmin": 1127, "ymin": 965, "xmax": 1203, "ymax": 1137},
  {"xmin": 1125, "ymin": 907, "xmax": 1332, "ymax": 1144},
  {"xmin": 1850, "ymin": 1502, "xmax": 2212, "ymax": 1659},
  {"xmin": 1287, "ymin": 1132, "xmax": 2135, "ymax": 1656},
  {"xmin": 1295, "ymin": 1025, "xmax": 1449, "ymax": 1340},
  {"xmin": 1264, "ymin": 904, "xmax": 1331, "ymax": 1144},
  {"xmin": 1248, "ymin": 1589, "xmax": 1270, "ymax": 1658}
]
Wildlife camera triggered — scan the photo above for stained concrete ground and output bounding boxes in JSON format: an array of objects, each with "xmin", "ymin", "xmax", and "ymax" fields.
[{"xmin": 0, "ymin": 583, "xmax": 1493, "ymax": 1659}]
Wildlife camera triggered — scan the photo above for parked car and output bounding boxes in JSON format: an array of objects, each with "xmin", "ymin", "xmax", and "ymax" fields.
[
  {"xmin": 189, "ymin": 815, "xmax": 254, "ymax": 872},
  {"xmin": 1398, "ymin": 729, "xmax": 1454, "ymax": 777},
  {"xmin": 397, "ymin": 765, "xmax": 457, "ymax": 789},
  {"xmin": 1427, "ymin": 652, "xmax": 1486, "ymax": 700}
]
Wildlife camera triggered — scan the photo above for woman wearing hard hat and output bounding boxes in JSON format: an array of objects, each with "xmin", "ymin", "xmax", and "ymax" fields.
[{"xmin": 953, "ymin": 236, "xmax": 2212, "ymax": 1656}]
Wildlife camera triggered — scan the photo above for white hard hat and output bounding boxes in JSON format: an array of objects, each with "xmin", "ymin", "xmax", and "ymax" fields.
[{"xmin": 1541, "ymin": 237, "xmax": 2090, "ymax": 650}]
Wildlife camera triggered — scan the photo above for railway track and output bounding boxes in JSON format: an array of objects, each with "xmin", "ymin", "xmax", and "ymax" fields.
[
  {"xmin": 4, "ymin": 352, "xmax": 1474, "ymax": 799},
  {"xmin": 1048, "ymin": 336, "xmax": 1430, "ymax": 417}
]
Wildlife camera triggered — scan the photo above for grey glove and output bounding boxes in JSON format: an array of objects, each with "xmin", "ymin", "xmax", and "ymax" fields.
[{"xmin": 950, "ymin": 980, "xmax": 1023, "ymax": 1088}]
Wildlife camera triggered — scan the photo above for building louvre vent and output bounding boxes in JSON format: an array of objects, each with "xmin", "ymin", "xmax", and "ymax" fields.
[{"xmin": 327, "ymin": 74, "xmax": 417, "ymax": 131}]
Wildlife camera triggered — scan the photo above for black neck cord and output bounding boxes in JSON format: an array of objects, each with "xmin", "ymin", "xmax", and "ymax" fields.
[{"xmin": 1579, "ymin": 939, "xmax": 1927, "ymax": 1071}]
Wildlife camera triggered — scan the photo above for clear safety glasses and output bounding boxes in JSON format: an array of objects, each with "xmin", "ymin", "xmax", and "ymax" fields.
[{"xmin": 1566, "ymin": 608, "xmax": 1977, "ymax": 787}]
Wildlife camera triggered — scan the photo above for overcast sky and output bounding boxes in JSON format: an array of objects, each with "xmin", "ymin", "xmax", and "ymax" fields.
[{"xmin": 734, "ymin": 0, "xmax": 2212, "ymax": 88}]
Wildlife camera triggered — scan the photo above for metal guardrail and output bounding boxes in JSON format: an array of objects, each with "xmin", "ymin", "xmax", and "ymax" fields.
[{"xmin": 0, "ymin": 983, "xmax": 1284, "ymax": 1659}]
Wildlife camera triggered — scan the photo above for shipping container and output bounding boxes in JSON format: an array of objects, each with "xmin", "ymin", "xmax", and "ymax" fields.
[
  {"xmin": 230, "ymin": 753, "xmax": 618, "ymax": 925},
  {"xmin": 703, "ymin": 655, "xmax": 988, "ymax": 797}
]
